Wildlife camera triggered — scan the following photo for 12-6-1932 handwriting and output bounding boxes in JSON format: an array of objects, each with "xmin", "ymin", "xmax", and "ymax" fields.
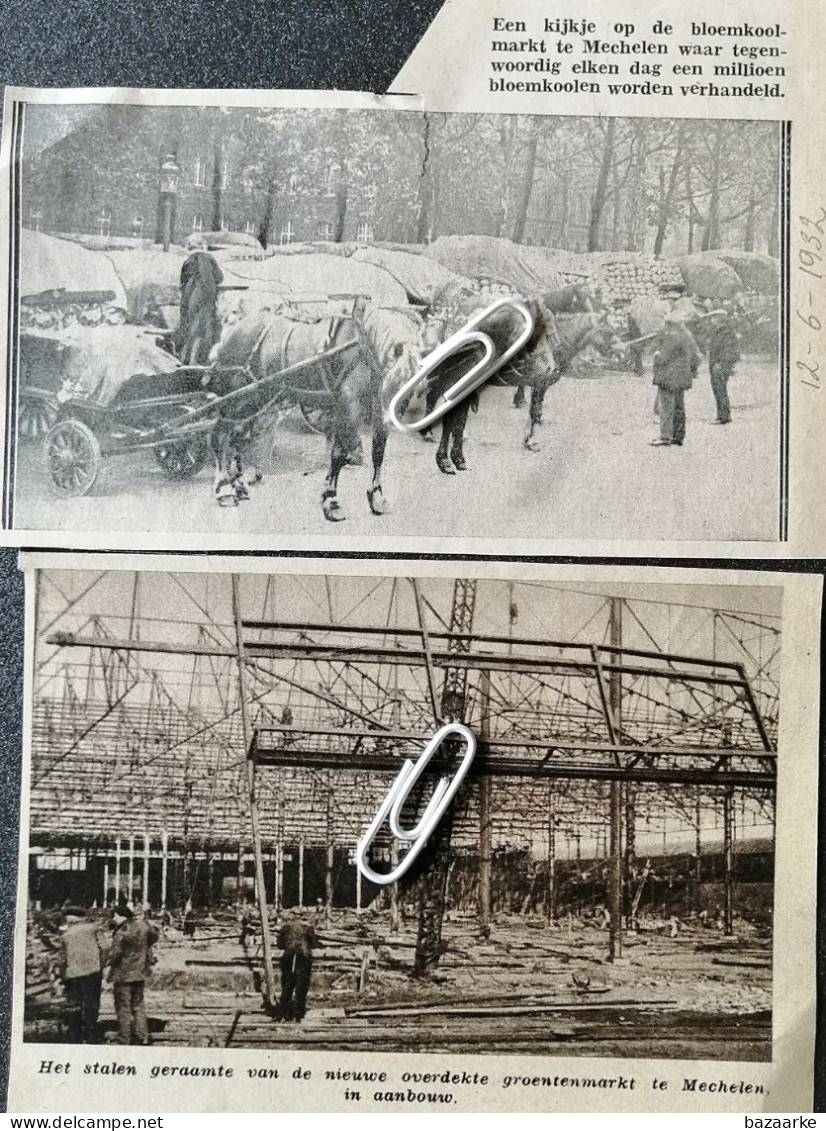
[{"xmin": 796, "ymin": 207, "xmax": 825, "ymax": 390}]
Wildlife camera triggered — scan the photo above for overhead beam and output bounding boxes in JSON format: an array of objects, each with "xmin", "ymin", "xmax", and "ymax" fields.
[
  {"xmin": 251, "ymin": 747, "xmax": 776, "ymax": 789},
  {"xmin": 241, "ymin": 620, "xmax": 744, "ymax": 673},
  {"xmin": 252, "ymin": 724, "xmax": 775, "ymax": 764},
  {"xmin": 46, "ymin": 631, "xmax": 757, "ymax": 690}
]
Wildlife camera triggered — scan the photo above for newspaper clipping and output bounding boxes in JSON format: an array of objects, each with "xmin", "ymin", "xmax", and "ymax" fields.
[
  {"xmin": 6, "ymin": 554, "xmax": 820, "ymax": 1113},
  {"xmin": 0, "ymin": 43, "xmax": 820, "ymax": 555}
]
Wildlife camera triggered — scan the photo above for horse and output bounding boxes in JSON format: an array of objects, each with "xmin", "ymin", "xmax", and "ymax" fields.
[
  {"xmin": 208, "ymin": 302, "xmax": 419, "ymax": 521},
  {"xmin": 416, "ymin": 299, "xmax": 619, "ymax": 474}
]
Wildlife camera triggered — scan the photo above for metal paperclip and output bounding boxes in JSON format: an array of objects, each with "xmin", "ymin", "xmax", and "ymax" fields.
[
  {"xmin": 356, "ymin": 722, "xmax": 476, "ymax": 886},
  {"xmin": 388, "ymin": 296, "xmax": 535, "ymax": 433}
]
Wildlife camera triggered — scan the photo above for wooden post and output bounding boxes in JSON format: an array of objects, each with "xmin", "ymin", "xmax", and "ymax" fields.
[
  {"xmin": 142, "ymin": 833, "xmax": 150, "ymax": 909},
  {"xmin": 325, "ymin": 845, "xmax": 334, "ymax": 928},
  {"xmin": 694, "ymin": 787, "xmax": 703, "ymax": 914},
  {"xmin": 103, "ymin": 859, "xmax": 109, "ymax": 907},
  {"xmin": 298, "ymin": 840, "xmax": 305, "ymax": 909},
  {"xmin": 478, "ymin": 671, "xmax": 492, "ymax": 936},
  {"xmin": 624, "ymin": 787, "xmax": 636, "ymax": 927},
  {"xmin": 355, "ymin": 856, "xmax": 362, "ymax": 914},
  {"xmin": 325, "ymin": 771, "xmax": 334, "ymax": 928},
  {"xmin": 546, "ymin": 786, "xmax": 556, "ymax": 924},
  {"xmin": 723, "ymin": 785, "xmax": 735, "ymax": 935},
  {"xmin": 161, "ymin": 830, "xmax": 168, "ymax": 910},
  {"xmin": 232, "ymin": 574, "xmax": 277, "ymax": 1007},
  {"xmin": 128, "ymin": 836, "xmax": 135, "ymax": 906},
  {"xmin": 607, "ymin": 597, "xmax": 623, "ymax": 962},
  {"xmin": 237, "ymin": 843, "xmax": 244, "ymax": 907},
  {"xmin": 389, "ymin": 842, "xmax": 400, "ymax": 933}
]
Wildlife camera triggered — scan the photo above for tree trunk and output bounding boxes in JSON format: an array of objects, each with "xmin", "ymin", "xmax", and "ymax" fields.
[
  {"xmin": 702, "ymin": 121, "xmax": 725, "ymax": 251},
  {"xmin": 416, "ymin": 118, "xmax": 436, "ymax": 244},
  {"xmin": 494, "ymin": 118, "xmax": 516, "ymax": 238},
  {"xmin": 511, "ymin": 131, "xmax": 540, "ymax": 244},
  {"xmin": 767, "ymin": 192, "xmax": 779, "ymax": 257},
  {"xmin": 333, "ymin": 174, "xmax": 349, "ymax": 242},
  {"xmin": 588, "ymin": 118, "xmax": 616, "ymax": 252},
  {"xmin": 653, "ymin": 125, "xmax": 685, "ymax": 256},
  {"xmin": 685, "ymin": 164, "xmax": 696, "ymax": 254},
  {"xmin": 257, "ymin": 173, "xmax": 277, "ymax": 250},
  {"xmin": 744, "ymin": 189, "xmax": 757, "ymax": 251},
  {"xmin": 211, "ymin": 132, "xmax": 224, "ymax": 233}
]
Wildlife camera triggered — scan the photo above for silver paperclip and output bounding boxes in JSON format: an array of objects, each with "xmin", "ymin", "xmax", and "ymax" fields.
[
  {"xmin": 388, "ymin": 296, "xmax": 535, "ymax": 433},
  {"xmin": 356, "ymin": 722, "xmax": 476, "ymax": 886}
]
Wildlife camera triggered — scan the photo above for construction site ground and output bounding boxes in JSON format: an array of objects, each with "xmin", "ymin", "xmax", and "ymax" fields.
[{"xmin": 25, "ymin": 911, "xmax": 772, "ymax": 1060}]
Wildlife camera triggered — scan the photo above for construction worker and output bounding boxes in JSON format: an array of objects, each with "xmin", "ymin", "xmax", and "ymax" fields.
[
  {"xmin": 106, "ymin": 903, "xmax": 159, "ymax": 1046},
  {"xmin": 60, "ymin": 907, "xmax": 107, "ymax": 1043},
  {"xmin": 276, "ymin": 917, "xmax": 319, "ymax": 1022}
]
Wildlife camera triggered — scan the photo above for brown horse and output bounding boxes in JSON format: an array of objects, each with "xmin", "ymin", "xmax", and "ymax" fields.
[
  {"xmin": 208, "ymin": 304, "xmax": 419, "ymax": 521},
  {"xmin": 417, "ymin": 300, "xmax": 619, "ymax": 473}
]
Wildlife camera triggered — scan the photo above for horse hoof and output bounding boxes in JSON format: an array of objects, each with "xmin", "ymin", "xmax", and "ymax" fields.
[
  {"xmin": 451, "ymin": 456, "xmax": 468, "ymax": 471},
  {"xmin": 218, "ymin": 494, "xmax": 239, "ymax": 508},
  {"xmin": 323, "ymin": 500, "xmax": 346, "ymax": 523},
  {"xmin": 421, "ymin": 432, "xmax": 436, "ymax": 444},
  {"xmin": 242, "ymin": 468, "xmax": 263, "ymax": 487},
  {"xmin": 368, "ymin": 488, "xmax": 390, "ymax": 516},
  {"xmin": 436, "ymin": 457, "xmax": 456, "ymax": 475},
  {"xmin": 524, "ymin": 441, "xmax": 541, "ymax": 453}
]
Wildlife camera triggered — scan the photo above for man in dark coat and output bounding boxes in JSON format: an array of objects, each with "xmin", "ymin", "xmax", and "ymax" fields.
[
  {"xmin": 651, "ymin": 311, "xmax": 702, "ymax": 446},
  {"xmin": 106, "ymin": 904, "xmax": 159, "ymax": 1046},
  {"xmin": 171, "ymin": 239, "xmax": 224, "ymax": 365},
  {"xmin": 276, "ymin": 918, "xmax": 319, "ymax": 1021},
  {"xmin": 707, "ymin": 303, "xmax": 741, "ymax": 424}
]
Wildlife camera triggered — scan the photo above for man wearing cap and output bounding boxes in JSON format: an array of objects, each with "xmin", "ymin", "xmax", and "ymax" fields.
[
  {"xmin": 106, "ymin": 904, "xmax": 159, "ymax": 1046},
  {"xmin": 276, "ymin": 917, "xmax": 319, "ymax": 1021},
  {"xmin": 707, "ymin": 302, "xmax": 741, "ymax": 425},
  {"xmin": 650, "ymin": 310, "xmax": 702, "ymax": 447},
  {"xmin": 60, "ymin": 907, "xmax": 107, "ymax": 1043}
]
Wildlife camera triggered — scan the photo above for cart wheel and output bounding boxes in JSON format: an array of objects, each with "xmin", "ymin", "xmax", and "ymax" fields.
[
  {"xmin": 299, "ymin": 402, "xmax": 333, "ymax": 435},
  {"xmin": 153, "ymin": 436, "xmax": 209, "ymax": 480},
  {"xmin": 45, "ymin": 419, "xmax": 102, "ymax": 498},
  {"xmin": 19, "ymin": 394, "xmax": 58, "ymax": 441}
]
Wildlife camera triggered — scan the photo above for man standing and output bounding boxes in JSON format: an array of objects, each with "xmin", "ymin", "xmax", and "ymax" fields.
[
  {"xmin": 650, "ymin": 310, "xmax": 702, "ymax": 447},
  {"xmin": 707, "ymin": 303, "xmax": 741, "ymax": 425},
  {"xmin": 171, "ymin": 236, "xmax": 224, "ymax": 365},
  {"xmin": 60, "ymin": 907, "xmax": 107, "ymax": 1043},
  {"xmin": 276, "ymin": 917, "xmax": 319, "ymax": 1022},
  {"xmin": 106, "ymin": 904, "xmax": 159, "ymax": 1046}
]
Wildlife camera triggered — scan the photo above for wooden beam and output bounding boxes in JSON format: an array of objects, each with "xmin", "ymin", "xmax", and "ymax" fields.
[
  {"xmin": 478, "ymin": 672, "xmax": 492, "ymax": 936},
  {"xmin": 232, "ymin": 576, "xmax": 277, "ymax": 1007}
]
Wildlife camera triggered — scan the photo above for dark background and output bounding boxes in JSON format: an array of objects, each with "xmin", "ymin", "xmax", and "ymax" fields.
[{"xmin": 0, "ymin": 0, "xmax": 822, "ymax": 1111}]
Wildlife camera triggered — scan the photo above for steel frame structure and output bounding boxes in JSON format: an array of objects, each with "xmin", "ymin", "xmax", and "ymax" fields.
[{"xmin": 32, "ymin": 571, "xmax": 780, "ymax": 997}]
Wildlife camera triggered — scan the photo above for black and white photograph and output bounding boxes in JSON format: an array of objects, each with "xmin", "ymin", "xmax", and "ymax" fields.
[
  {"xmin": 2, "ymin": 92, "xmax": 784, "ymax": 544},
  {"xmin": 22, "ymin": 566, "xmax": 782, "ymax": 1062}
]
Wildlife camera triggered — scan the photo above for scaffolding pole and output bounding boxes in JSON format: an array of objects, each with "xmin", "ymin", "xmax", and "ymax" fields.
[
  {"xmin": 161, "ymin": 830, "xmax": 168, "ymax": 909},
  {"xmin": 723, "ymin": 785, "xmax": 735, "ymax": 935},
  {"xmin": 478, "ymin": 671, "xmax": 492, "ymax": 936},
  {"xmin": 546, "ymin": 787, "xmax": 556, "ymax": 924},
  {"xmin": 608, "ymin": 597, "xmax": 623, "ymax": 962},
  {"xmin": 142, "ymin": 833, "xmax": 150, "ymax": 908},
  {"xmin": 232, "ymin": 575, "xmax": 277, "ymax": 1008}
]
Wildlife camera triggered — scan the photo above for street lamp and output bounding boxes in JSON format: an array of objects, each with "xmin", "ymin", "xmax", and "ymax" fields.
[{"xmin": 158, "ymin": 155, "xmax": 181, "ymax": 253}]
